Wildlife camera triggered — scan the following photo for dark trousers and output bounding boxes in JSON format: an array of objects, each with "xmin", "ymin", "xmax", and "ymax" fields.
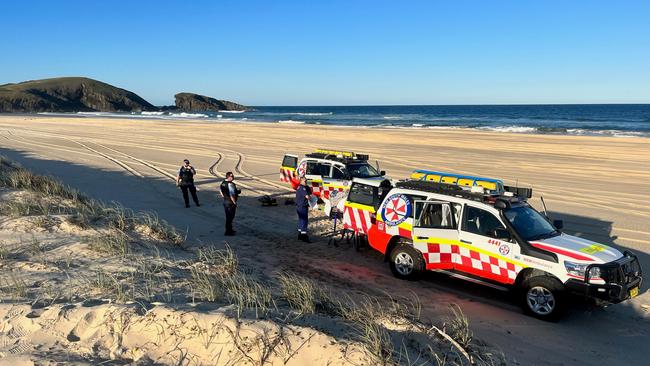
[
  {"xmin": 180, "ymin": 184, "xmax": 199, "ymax": 206},
  {"xmin": 224, "ymin": 204, "xmax": 237, "ymax": 233},
  {"xmin": 297, "ymin": 206, "xmax": 308, "ymax": 234}
]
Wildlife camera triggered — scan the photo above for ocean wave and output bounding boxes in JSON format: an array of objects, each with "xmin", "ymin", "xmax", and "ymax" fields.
[
  {"xmin": 76, "ymin": 112, "xmax": 113, "ymax": 116},
  {"xmin": 277, "ymin": 120, "xmax": 305, "ymax": 124},
  {"xmin": 141, "ymin": 111, "xmax": 165, "ymax": 115},
  {"xmin": 168, "ymin": 112, "xmax": 209, "ymax": 118},
  {"xmin": 218, "ymin": 110, "xmax": 246, "ymax": 113},
  {"xmin": 383, "ymin": 116, "xmax": 404, "ymax": 120},
  {"xmin": 287, "ymin": 112, "xmax": 333, "ymax": 116},
  {"xmin": 478, "ymin": 126, "xmax": 538, "ymax": 133},
  {"xmin": 258, "ymin": 112, "xmax": 332, "ymax": 116},
  {"xmin": 411, "ymin": 123, "xmax": 425, "ymax": 127}
]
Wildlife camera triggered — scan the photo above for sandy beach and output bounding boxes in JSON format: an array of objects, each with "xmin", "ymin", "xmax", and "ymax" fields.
[{"xmin": 1, "ymin": 115, "xmax": 649, "ymax": 365}]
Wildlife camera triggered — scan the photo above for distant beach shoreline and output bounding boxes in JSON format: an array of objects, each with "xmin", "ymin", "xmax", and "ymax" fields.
[{"xmin": 9, "ymin": 106, "xmax": 650, "ymax": 138}]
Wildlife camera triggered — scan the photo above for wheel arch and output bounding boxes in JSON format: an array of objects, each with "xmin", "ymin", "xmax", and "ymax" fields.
[
  {"xmin": 514, "ymin": 268, "xmax": 564, "ymax": 289},
  {"xmin": 383, "ymin": 235, "xmax": 413, "ymax": 262}
]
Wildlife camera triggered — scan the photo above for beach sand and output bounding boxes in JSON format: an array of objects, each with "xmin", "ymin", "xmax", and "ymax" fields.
[{"xmin": 0, "ymin": 115, "xmax": 649, "ymax": 365}]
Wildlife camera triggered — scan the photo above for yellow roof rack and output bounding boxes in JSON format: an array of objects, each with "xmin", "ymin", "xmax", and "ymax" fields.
[{"xmin": 314, "ymin": 148, "xmax": 355, "ymax": 157}]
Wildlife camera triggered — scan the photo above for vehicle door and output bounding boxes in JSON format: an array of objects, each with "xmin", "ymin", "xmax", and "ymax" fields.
[
  {"xmin": 343, "ymin": 182, "xmax": 377, "ymax": 234},
  {"xmin": 412, "ymin": 200, "xmax": 460, "ymax": 270},
  {"xmin": 303, "ymin": 160, "xmax": 330, "ymax": 198},
  {"xmin": 280, "ymin": 154, "xmax": 299, "ymax": 188},
  {"xmin": 323, "ymin": 164, "xmax": 350, "ymax": 200},
  {"xmin": 458, "ymin": 204, "xmax": 517, "ymax": 284}
]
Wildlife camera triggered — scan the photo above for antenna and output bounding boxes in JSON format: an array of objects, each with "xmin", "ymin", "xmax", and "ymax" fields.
[{"xmin": 540, "ymin": 196, "xmax": 549, "ymax": 218}]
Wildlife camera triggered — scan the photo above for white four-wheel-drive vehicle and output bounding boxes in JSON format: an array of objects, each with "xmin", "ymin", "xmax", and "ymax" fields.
[
  {"xmin": 345, "ymin": 170, "xmax": 643, "ymax": 321},
  {"xmin": 280, "ymin": 149, "xmax": 387, "ymax": 200}
]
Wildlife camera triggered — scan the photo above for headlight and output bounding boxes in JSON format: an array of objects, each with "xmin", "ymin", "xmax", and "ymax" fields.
[
  {"xmin": 588, "ymin": 266, "xmax": 601, "ymax": 279},
  {"xmin": 564, "ymin": 261, "xmax": 589, "ymax": 278}
]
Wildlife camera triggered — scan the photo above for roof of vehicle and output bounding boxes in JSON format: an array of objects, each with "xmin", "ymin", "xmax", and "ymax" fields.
[
  {"xmin": 305, "ymin": 148, "xmax": 370, "ymax": 164},
  {"xmin": 392, "ymin": 180, "xmax": 528, "ymax": 210},
  {"xmin": 351, "ymin": 177, "xmax": 392, "ymax": 187}
]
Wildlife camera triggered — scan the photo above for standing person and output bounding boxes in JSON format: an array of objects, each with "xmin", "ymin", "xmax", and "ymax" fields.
[
  {"xmin": 220, "ymin": 172, "xmax": 239, "ymax": 236},
  {"xmin": 177, "ymin": 159, "xmax": 200, "ymax": 208},
  {"xmin": 295, "ymin": 176, "xmax": 312, "ymax": 242}
]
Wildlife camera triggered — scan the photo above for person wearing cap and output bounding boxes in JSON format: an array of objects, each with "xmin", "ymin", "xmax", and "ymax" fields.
[
  {"xmin": 177, "ymin": 159, "xmax": 200, "ymax": 208},
  {"xmin": 295, "ymin": 176, "xmax": 312, "ymax": 242},
  {"xmin": 220, "ymin": 171, "xmax": 239, "ymax": 236}
]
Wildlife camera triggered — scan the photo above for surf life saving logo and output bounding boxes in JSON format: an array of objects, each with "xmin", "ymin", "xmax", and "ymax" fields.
[
  {"xmin": 381, "ymin": 194, "xmax": 412, "ymax": 226},
  {"xmin": 499, "ymin": 244, "xmax": 510, "ymax": 256},
  {"xmin": 297, "ymin": 162, "xmax": 307, "ymax": 177}
]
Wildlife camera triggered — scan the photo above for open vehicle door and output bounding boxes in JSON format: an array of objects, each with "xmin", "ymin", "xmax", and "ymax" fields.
[
  {"xmin": 302, "ymin": 160, "xmax": 330, "ymax": 198},
  {"xmin": 280, "ymin": 154, "xmax": 299, "ymax": 189},
  {"xmin": 322, "ymin": 164, "xmax": 350, "ymax": 200},
  {"xmin": 412, "ymin": 200, "xmax": 460, "ymax": 270}
]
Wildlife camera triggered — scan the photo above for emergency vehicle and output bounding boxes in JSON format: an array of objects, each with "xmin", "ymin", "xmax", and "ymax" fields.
[
  {"xmin": 280, "ymin": 149, "xmax": 387, "ymax": 200},
  {"xmin": 345, "ymin": 171, "xmax": 643, "ymax": 321}
]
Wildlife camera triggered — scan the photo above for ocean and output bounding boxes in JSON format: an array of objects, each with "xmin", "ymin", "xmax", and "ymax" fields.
[{"xmin": 45, "ymin": 104, "xmax": 650, "ymax": 137}]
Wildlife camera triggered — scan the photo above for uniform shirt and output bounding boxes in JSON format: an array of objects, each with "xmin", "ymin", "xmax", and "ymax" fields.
[
  {"xmin": 295, "ymin": 185, "xmax": 312, "ymax": 208},
  {"xmin": 222, "ymin": 180, "xmax": 238, "ymax": 206},
  {"xmin": 178, "ymin": 166, "xmax": 196, "ymax": 185}
]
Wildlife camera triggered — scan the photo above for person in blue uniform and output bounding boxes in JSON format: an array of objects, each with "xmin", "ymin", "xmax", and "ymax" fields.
[
  {"xmin": 220, "ymin": 171, "xmax": 239, "ymax": 236},
  {"xmin": 177, "ymin": 159, "xmax": 200, "ymax": 208},
  {"xmin": 295, "ymin": 176, "xmax": 312, "ymax": 242}
]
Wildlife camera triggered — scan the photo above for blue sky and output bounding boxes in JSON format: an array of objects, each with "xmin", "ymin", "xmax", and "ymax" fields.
[{"xmin": 1, "ymin": 0, "xmax": 649, "ymax": 105}]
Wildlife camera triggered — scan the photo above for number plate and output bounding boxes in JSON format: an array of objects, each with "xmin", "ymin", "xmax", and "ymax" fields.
[{"xmin": 629, "ymin": 287, "xmax": 639, "ymax": 298}]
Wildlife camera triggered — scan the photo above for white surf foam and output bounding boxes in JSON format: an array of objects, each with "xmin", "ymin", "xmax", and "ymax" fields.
[
  {"xmin": 168, "ymin": 112, "xmax": 209, "ymax": 118},
  {"xmin": 277, "ymin": 120, "xmax": 305, "ymax": 124}
]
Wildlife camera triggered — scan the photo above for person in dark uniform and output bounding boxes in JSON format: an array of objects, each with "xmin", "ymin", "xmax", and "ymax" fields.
[
  {"xmin": 295, "ymin": 176, "xmax": 312, "ymax": 242},
  {"xmin": 220, "ymin": 171, "xmax": 239, "ymax": 236},
  {"xmin": 177, "ymin": 159, "xmax": 200, "ymax": 208}
]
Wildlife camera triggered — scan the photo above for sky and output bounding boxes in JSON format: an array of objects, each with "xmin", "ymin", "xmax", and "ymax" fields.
[{"xmin": 1, "ymin": 0, "xmax": 649, "ymax": 106}]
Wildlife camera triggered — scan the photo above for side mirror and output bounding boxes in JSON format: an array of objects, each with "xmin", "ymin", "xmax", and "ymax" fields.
[
  {"xmin": 380, "ymin": 170, "xmax": 386, "ymax": 176},
  {"xmin": 553, "ymin": 220, "xmax": 564, "ymax": 230},
  {"xmin": 492, "ymin": 228, "xmax": 511, "ymax": 240}
]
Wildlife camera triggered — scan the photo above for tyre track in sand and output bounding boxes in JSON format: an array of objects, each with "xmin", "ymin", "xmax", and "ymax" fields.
[
  {"xmin": 209, "ymin": 153, "xmax": 271, "ymax": 196},
  {"xmin": 92, "ymin": 142, "xmax": 178, "ymax": 181},
  {"xmin": 231, "ymin": 151, "xmax": 294, "ymax": 193}
]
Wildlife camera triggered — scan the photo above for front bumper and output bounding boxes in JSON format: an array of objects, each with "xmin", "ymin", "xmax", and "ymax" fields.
[{"xmin": 565, "ymin": 251, "xmax": 643, "ymax": 303}]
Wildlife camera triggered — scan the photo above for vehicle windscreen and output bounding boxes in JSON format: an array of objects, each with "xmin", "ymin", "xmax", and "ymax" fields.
[
  {"xmin": 504, "ymin": 205, "xmax": 558, "ymax": 241},
  {"xmin": 347, "ymin": 163, "xmax": 380, "ymax": 178}
]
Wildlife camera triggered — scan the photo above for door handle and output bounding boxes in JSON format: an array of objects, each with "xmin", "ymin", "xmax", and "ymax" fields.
[
  {"xmin": 460, "ymin": 239, "xmax": 472, "ymax": 245},
  {"xmin": 416, "ymin": 236, "xmax": 429, "ymax": 240}
]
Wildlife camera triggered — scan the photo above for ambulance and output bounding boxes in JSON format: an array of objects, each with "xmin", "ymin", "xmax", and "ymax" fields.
[
  {"xmin": 280, "ymin": 149, "xmax": 387, "ymax": 200},
  {"xmin": 346, "ymin": 170, "xmax": 643, "ymax": 321}
]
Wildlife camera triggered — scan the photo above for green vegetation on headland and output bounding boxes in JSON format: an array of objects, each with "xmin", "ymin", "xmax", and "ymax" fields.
[{"xmin": 0, "ymin": 77, "xmax": 247, "ymax": 113}]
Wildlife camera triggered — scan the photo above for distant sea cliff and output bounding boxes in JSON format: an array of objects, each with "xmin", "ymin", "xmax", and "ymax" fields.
[{"xmin": 0, "ymin": 77, "xmax": 247, "ymax": 113}]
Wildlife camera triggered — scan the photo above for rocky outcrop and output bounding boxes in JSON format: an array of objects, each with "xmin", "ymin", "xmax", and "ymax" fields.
[
  {"xmin": 0, "ymin": 77, "xmax": 157, "ymax": 113},
  {"xmin": 174, "ymin": 92, "xmax": 247, "ymax": 112}
]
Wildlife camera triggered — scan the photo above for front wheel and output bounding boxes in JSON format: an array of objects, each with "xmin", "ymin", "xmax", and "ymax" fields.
[
  {"xmin": 389, "ymin": 242, "xmax": 425, "ymax": 280},
  {"xmin": 520, "ymin": 276, "xmax": 566, "ymax": 321}
]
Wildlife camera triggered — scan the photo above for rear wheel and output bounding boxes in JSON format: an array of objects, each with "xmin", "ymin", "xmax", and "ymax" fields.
[
  {"xmin": 520, "ymin": 276, "xmax": 566, "ymax": 321},
  {"xmin": 389, "ymin": 242, "xmax": 425, "ymax": 280}
]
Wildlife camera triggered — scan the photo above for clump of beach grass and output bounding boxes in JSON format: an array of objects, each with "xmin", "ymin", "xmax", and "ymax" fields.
[{"xmin": 86, "ymin": 229, "xmax": 131, "ymax": 256}]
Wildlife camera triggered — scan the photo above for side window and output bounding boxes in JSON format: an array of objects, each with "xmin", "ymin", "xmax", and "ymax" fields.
[
  {"xmin": 405, "ymin": 195, "xmax": 426, "ymax": 218},
  {"xmin": 462, "ymin": 206, "xmax": 505, "ymax": 238},
  {"xmin": 282, "ymin": 155, "xmax": 297, "ymax": 168},
  {"xmin": 348, "ymin": 183, "xmax": 376, "ymax": 206},
  {"xmin": 452, "ymin": 203, "xmax": 462, "ymax": 225},
  {"xmin": 306, "ymin": 162, "xmax": 330, "ymax": 177},
  {"xmin": 332, "ymin": 166, "xmax": 347, "ymax": 179},
  {"xmin": 415, "ymin": 202, "xmax": 456, "ymax": 229}
]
